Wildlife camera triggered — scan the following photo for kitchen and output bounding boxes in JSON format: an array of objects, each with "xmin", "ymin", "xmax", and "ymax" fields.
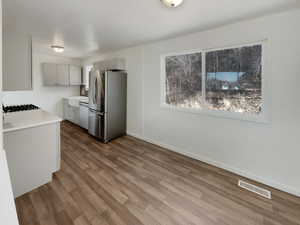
[
  {"xmin": 1, "ymin": 0, "xmax": 300, "ymax": 225},
  {"xmin": 3, "ymin": 34, "xmax": 128, "ymax": 197}
]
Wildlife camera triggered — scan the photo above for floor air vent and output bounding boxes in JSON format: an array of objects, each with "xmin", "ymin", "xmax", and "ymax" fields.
[{"xmin": 238, "ymin": 180, "xmax": 272, "ymax": 199}]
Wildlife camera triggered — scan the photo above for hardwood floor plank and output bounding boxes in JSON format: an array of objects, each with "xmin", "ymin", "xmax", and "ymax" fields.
[
  {"xmin": 125, "ymin": 202, "xmax": 162, "ymax": 225},
  {"xmin": 55, "ymin": 210, "xmax": 74, "ymax": 225},
  {"xmin": 50, "ymin": 175, "xmax": 82, "ymax": 221},
  {"xmin": 101, "ymin": 210, "xmax": 127, "ymax": 225},
  {"xmin": 89, "ymin": 214, "xmax": 110, "ymax": 225},
  {"xmin": 86, "ymin": 169, "xmax": 129, "ymax": 205},
  {"xmin": 69, "ymin": 189, "xmax": 99, "ymax": 221},
  {"xmin": 74, "ymin": 215, "xmax": 92, "ymax": 225},
  {"xmin": 145, "ymin": 205, "xmax": 183, "ymax": 225},
  {"xmin": 29, "ymin": 189, "xmax": 55, "ymax": 224},
  {"xmin": 18, "ymin": 195, "xmax": 41, "ymax": 225}
]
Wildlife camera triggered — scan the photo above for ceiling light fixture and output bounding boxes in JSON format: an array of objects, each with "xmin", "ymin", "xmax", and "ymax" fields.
[
  {"xmin": 51, "ymin": 45, "xmax": 64, "ymax": 53},
  {"xmin": 161, "ymin": 0, "xmax": 183, "ymax": 8}
]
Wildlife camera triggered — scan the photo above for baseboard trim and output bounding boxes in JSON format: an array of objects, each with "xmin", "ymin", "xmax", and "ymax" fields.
[
  {"xmin": 126, "ymin": 132, "xmax": 300, "ymax": 197},
  {"xmin": 126, "ymin": 131, "xmax": 144, "ymax": 140}
]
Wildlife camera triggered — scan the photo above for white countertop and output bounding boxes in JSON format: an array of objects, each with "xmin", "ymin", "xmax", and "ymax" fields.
[
  {"xmin": 3, "ymin": 110, "xmax": 62, "ymax": 133},
  {"xmin": 64, "ymin": 96, "xmax": 88, "ymax": 107},
  {"xmin": 63, "ymin": 96, "xmax": 88, "ymax": 101}
]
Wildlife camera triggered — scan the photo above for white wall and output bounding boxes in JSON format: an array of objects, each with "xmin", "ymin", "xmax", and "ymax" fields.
[
  {"xmin": 83, "ymin": 46, "xmax": 144, "ymax": 136},
  {"xmin": 3, "ymin": 52, "xmax": 80, "ymax": 117},
  {"xmin": 84, "ymin": 9, "xmax": 300, "ymax": 196}
]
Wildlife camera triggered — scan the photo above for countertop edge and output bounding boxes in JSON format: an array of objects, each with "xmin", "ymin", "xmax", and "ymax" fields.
[{"xmin": 3, "ymin": 119, "xmax": 62, "ymax": 133}]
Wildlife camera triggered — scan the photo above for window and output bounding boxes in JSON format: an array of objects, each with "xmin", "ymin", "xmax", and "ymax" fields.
[
  {"xmin": 205, "ymin": 45, "xmax": 262, "ymax": 114},
  {"xmin": 161, "ymin": 42, "xmax": 265, "ymax": 121},
  {"xmin": 165, "ymin": 52, "xmax": 202, "ymax": 108}
]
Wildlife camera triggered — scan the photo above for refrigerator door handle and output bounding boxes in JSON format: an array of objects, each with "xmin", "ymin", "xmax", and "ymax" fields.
[
  {"xmin": 94, "ymin": 76, "xmax": 98, "ymax": 104},
  {"xmin": 88, "ymin": 70, "xmax": 94, "ymax": 106},
  {"xmin": 88, "ymin": 108, "xmax": 104, "ymax": 116}
]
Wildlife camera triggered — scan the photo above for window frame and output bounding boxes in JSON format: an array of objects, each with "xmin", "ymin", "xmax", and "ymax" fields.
[
  {"xmin": 84, "ymin": 65, "xmax": 93, "ymax": 90},
  {"xmin": 160, "ymin": 40, "xmax": 270, "ymax": 123}
]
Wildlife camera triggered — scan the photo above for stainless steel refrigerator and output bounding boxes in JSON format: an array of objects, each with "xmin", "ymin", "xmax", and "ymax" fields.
[{"xmin": 88, "ymin": 69, "xmax": 127, "ymax": 143}]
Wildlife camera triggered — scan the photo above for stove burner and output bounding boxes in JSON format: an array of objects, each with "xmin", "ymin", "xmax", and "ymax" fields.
[{"xmin": 3, "ymin": 104, "xmax": 40, "ymax": 113}]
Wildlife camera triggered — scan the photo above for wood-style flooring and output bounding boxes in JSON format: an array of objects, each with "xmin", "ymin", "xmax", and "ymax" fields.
[{"xmin": 15, "ymin": 121, "xmax": 300, "ymax": 225}]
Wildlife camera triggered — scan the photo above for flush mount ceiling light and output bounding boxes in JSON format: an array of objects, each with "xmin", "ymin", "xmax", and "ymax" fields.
[
  {"xmin": 51, "ymin": 45, "xmax": 64, "ymax": 53},
  {"xmin": 160, "ymin": 0, "xmax": 183, "ymax": 8}
]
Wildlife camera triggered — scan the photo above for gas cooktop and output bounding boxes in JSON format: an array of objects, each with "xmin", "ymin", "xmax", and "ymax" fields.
[{"xmin": 3, "ymin": 104, "xmax": 40, "ymax": 113}]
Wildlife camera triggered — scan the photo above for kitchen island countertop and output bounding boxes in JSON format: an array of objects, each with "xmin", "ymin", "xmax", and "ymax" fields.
[{"xmin": 3, "ymin": 110, "xmax": 62, "ymax": 133}]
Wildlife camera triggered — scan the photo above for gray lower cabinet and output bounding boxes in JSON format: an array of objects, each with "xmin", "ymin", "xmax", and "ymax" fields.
[
  {"xmin": 63, "ymin": 99, "xmax": 80, "ymax": 125},
  {"xmin": 80, "ymin": 103, "xmax": 89, "ymax": 130},
  {"xmin": 3, "ymin": 33, "xmax": 32, "ymax": 91}
]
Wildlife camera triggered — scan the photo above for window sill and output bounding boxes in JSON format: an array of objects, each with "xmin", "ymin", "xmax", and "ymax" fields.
[{"xmin": 160, "ymin": 103, "xmax": 270, "ymax": 124}]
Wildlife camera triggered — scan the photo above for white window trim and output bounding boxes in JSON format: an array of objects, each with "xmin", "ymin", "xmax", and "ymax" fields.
[
  {"xmin": 160, "ymin": 40, "xmax": 271, "ymax": 123},
  {"xmin": 84, "ymin": 65, "xmax": 93, "ymax": 90}
]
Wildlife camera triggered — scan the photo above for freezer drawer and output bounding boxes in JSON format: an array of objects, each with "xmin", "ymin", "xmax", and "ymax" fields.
[{"xmin": 88, "ymin": 109, "xmax": 105, "ymax": 140}]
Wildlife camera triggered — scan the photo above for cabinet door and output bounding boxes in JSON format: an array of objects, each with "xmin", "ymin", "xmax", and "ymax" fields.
[
  {"xmin": 56, "ymin": 64, "xmax": 69, "ymax": 86},
  {"xmin": 69, "ymin": 65, "xmax": 82, "ymax": 85},
  {"xmin": 65, "ymin": 103, "xmax": 73, "ymax": 122},
  {"xmin": 3, "ymin": 33, "xmax": 32, "ymax": 91},
  {"xmin": 74, "ymin": 106, "xmax": 80, "ymax": 125},
  {"xmin": 42, "ymin": 63, "xmax": 57, "ymax": 86},
  {"xmin": 63, "ymin": 99, "xmax": 69, "ymax": 120},
  {"xmin": 70, "ymin": 106, "xmax": 80, "ymax": 125},
  {"xmin": 67, "ymin": 105, "xmax": 74, "ymax": 122},
  {"xmin": 80, "ymin": 105, "xmax": 89, "ymax": 129}
]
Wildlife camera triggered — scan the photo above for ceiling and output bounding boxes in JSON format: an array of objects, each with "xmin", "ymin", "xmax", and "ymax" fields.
[{"xmin": 3, "ymin": 0, "xmax": 299, "ymax": 58}]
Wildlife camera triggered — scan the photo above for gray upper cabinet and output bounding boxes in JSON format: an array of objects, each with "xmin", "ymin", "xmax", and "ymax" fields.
[
  {"xmin": 3, "ymin": 33, "xmax": 32, "ymax": 91},
  {"xmin": 42, "ymin": 63, "xmax": 57, "ymax": 86},
  {"xmin": 56, "ymin": 64, "xmax": 69, "ymax": 86},
  {"xmin": 42, "ymin": 63, "xmax": 82, "ymax": 86},
  {"xmin": 69, "ymin": 65, "xmax": 82, "ymax": 85}
]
